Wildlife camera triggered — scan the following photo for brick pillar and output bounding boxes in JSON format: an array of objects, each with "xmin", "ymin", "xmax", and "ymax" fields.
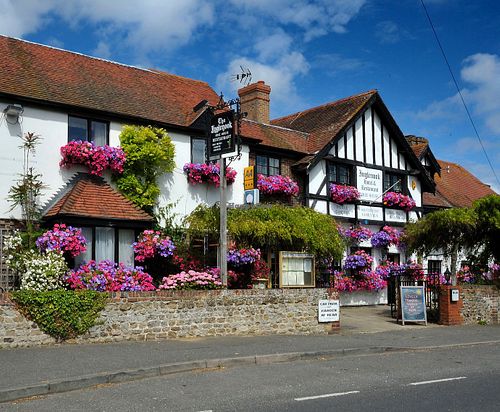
[{"xmin": 438, "ymin": 285, "xmax": 463, "ymax": 325}]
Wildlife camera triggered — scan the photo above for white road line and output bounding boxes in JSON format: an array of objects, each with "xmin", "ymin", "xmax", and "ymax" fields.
[
  {"xmin": 408, "ymin": 376, "xmax": 467, "ymax": 386},
  {"xmin": 295, "ymin": 391, "xmax": 360, "ymax": 401}
]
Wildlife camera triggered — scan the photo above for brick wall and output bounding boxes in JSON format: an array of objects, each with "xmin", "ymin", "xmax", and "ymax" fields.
[
  {"xmin": 0, "ymin": 289, "xmax": 337, "ymax": 348},
  {"xmin": 460, "ymin": 285, "xmax": 499, "ymax": 325}
]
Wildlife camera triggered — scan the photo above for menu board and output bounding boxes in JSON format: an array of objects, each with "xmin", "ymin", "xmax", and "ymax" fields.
[{"xmin": 400, "ymin": 286, "xmax": 427, "ymax": 325}]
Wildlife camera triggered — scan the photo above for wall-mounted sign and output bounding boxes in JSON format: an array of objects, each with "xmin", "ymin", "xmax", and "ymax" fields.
[
  {"xmin": 357, "ymin": 166, "xmax": 383, "ymax": 202},
  {"xmin": 318, "ymin": 300, "xmax": 340, "ymax": 322},
  {"xmin": 209, "ymin": 111, "xmax": 235, "ymax": 158},
  {"xmin": 244, "ymin": 166, "xmax": 256, "ymax": 190},
  {"xmin": 244, "ymin": 189, "xmax": 259, "ymax": 205},
  {"xmin": 385, "ymin": 208, "xmax": 407, "ymax": 223},
  {"xmin": 451, "ymin": 289, "xmax": 460, "ymax": 302},
  {"xmin": 357, "ymin": 205, "xmax": 383, "ymax": 221},
  {"xmin": 400, "ymin": 286, "xmax": 427, "ymax": 325},
  {"xmin": 279, "ymin": 251, "xmax": 315, "ymax": 288},
  {"xmin": 330, "ymin": 202, "xmax": 356, "ymax": 218}
]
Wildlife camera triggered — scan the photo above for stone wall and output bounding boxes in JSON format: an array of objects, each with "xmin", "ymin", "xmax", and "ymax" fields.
[
  {"xmin": 460, "ymin": 285, "xmax": 499, "ymax": 325},
  {"xmin": 0, "ymin": 289, "xmax": 337, "ymax": 348}
]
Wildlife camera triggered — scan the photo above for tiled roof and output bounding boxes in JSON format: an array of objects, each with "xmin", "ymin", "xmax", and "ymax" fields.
[
  {"xmin": 410, "ymin": 143, "xmax": 428, "ymax": 160},
  {"xmin": 240, "ymin": 119, "xmax": 309, "ymax": 153},
  {"xmin": 424, "ymin": 160, "xmax": 496, "ymax": 208},
  {"xmin": 0, "ymin": 36, "xmax": 219, "ymax": 128},
  {"xmin": 271, "ymin": 90, "xmax": 376, "ymax": 153},
  {"xmin": 44, "ymin": 174, "xmax": 152, "ymax": 222}
]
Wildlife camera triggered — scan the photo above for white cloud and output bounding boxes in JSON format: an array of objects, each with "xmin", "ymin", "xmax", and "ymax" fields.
[
  {"xmin": 415, "ymin": 93, "xmax": 462, "ymax": 121},
  {"xmin": 93, "ymin": 41, "xmax": 111, "ymax": 60},
  {"xmin": 313, "ymin": 53, "xmax": 365, "ymax": 76},
  {"xmin": 0, "ymin": 0, "xmax": 55, "ymax": 37},
  {"xmin": 375, "ymin": 21, "xmax": 400, "ymax": 44},
  {"xmin": 228, "ymin": 0, "xmax": 366, "ymax": 40},
  {"xmin": 0, "ymin": 0, "xmax": 214, "ymax": 56}
]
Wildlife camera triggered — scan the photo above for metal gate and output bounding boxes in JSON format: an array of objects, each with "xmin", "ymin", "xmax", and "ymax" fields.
[
  {"xmin": 0, "ymin": 228, "xmax": 19, "ymax": 291},
  {"xmin": 388, "ymin": 271, "xmax": 442, "ymax": 323}
]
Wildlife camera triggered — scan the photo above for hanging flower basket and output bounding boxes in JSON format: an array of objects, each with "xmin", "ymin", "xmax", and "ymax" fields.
[
  {"xmin": 183, "ymin": 163, "xmax": 236, "ymax": 187},
  {"xmin": 257, "ymin": 174, "xmax": 299, "ymax": 196},
  {"xmin": 132, "ymin": 230, "xmax": 175, "ymax": 262},
  {"xmin": 329, "ymin": 184, "xmax": 360, "ymax": 204},
  {"xmin": 382, "ymin": 191, "xmax": 416, "ymax": 211},
  {"xmin": 60, "ymin": 141, "xmax": 126, "ymax": 176},
  {"xmin": 338, "ymin": 225, "xmax": 373, "ymax": 244},
  {"xmin": 36, "ymin": 224, "xmax": 87, "ymax": 257},
  {"xmin": 370, "ymin": 225, "xmax": 402, "ymax": 248}
]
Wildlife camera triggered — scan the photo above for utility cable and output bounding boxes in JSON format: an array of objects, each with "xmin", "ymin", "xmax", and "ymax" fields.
[{"xmin": 420, "ymin": 0, "xmax": 500, "ymax": 188}]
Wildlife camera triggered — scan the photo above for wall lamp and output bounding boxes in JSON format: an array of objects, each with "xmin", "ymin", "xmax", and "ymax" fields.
[{"xmin": 3, "ymin": 104, "xmax": 24, "ymax": 123}]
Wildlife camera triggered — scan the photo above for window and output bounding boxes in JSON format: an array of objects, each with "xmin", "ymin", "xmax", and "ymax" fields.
[
  {"xmin": 428, "ymin": 260, "xmax": 442, "ymax": 274},
  {"xmin": 387, "ymin": 253, "xmax": 400, "ymax": 264},
  {"xmin": 384, "ymin": 173, "xmax": 403, "ymax": 192},
  {"xmin": 68, "ymin": 116, "xmax": 108, "ymax": 145},
  {"xmin": 74, "ymin": 227, "xmax": 136, "ymax": 267},
  {"xmin": 191, "ymin": 137, "xmax": 206, "ymax": 164},
  {"xmin": 256, "ymin": 155, "xmax": 280, "ymax": 176},
  {"xmin": 279, "ymin": 251, "xmax": 315, "ymax": 287},
  {"xmin": 328, "ymin": 163, "xmax": 351, "ymax": 185}
]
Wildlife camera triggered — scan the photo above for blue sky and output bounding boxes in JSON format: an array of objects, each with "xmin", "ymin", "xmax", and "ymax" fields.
[{"xmin": 1, "ymin": 0, "xmax": 499, "ymax": 192}]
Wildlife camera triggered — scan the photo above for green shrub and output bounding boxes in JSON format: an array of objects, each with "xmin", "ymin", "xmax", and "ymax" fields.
[{"xmin": 11, "ymin": 290, "xmax": 108, "ymax": 342}]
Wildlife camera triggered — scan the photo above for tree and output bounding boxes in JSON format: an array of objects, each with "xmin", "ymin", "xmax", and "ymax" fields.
[
  {"xmin": 403, "ymin": 196, "xmax": 500, "ymax": 284},
  {"xmin": 115, "ymin": 125, "xmax": 175, "ymax": 213},
  {"xmin": 185, "ymin": 204, "xmax": 345, "ymax": 260}
]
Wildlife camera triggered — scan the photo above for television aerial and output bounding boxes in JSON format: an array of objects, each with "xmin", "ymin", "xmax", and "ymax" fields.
[{"xmin": 230, "ymin": 66, "xmax": 252, "ymax": 86}]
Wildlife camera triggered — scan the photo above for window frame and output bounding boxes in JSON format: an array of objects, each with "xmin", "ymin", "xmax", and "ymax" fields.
[
  {"xmin": 383, "ymin": 172, "xmax": 405, "ymax": 193},
  {"xmin": 191, "ymin": 136, "xmax": 207, "ymax": 164},
  {"xmin": 255, "ymin": 154, "xmax": 281, "ymax": 176},
  {"xmin": 427, "ymin": 259, "xmax": 442, "ymax": 274},
  {"xmin": 68, "ymin": 115, "xmax": 110, "ymax": 145},
  {"xmin": 328, "ymin": 162, "xmax": 353, "ymax": 186}
]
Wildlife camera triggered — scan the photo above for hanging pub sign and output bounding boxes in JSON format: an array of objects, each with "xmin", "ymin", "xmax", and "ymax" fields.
[{"xmin": 209, "ymin": 111, "xmax": 235, "ymax": 158}]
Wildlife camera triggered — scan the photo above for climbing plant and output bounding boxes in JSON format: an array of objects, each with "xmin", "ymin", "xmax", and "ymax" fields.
[{"xmin": 115, "ymin": 125, "xmax": 175, "ymax": 213}]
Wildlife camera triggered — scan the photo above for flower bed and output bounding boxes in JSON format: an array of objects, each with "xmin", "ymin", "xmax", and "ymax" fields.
[
  {"xmin": 158, "ymin": 268, "xmax": 222, "ymax": 290},
  {"xmin": 370, "ymin": 225, "xmax": 401, "ymax": 248},
  {"xmin": 382, "ymin": 192, "xmax": 416, "ymax": 211},
  {"xmin": 183, "ymin": 163, "xmax": 236, "ymax": 187},
  {"xmin": 329, "ymin": 184, "xmax": 359, "ymax": 204},
  {"xmin": 60, "ymin": 140, "xmax": 126, "ymax": 176},
  {"xmin": 65, "ymin": 260, "xmax": 155, "ymax": 291},
  {"xmin": 257, "ymin": 174, "xmax": 299, "ymax": 196},
  {"xmin": 36, "ymin": 224, "xmax": 87, "ymax": 257},
  {"xmin": 132, "ymin": 230, "xmax": 175, "ymax": 262}
]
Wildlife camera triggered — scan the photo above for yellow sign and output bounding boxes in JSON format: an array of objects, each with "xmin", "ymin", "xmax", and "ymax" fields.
[
  {"xmin": 411, "ymin": 179, "xmax": 417, "ymax": 190},
  {"xmin": 244, "ymin": 166, "xmax": 256, "ymax": 190}
]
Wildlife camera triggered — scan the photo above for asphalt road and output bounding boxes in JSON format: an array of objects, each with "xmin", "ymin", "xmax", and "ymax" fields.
[{"xmin": 2, "ymin": 344, "xmax": 499, "ymax": 411}]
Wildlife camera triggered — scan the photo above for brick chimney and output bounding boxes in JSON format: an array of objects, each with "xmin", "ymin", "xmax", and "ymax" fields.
[
  {"xmin": 406, "ymin": 135, "xmax": 429, "ymax": 146},
  {"xmin": 238, "ymin": 81, "xmax": 271, "ymax": 124}
]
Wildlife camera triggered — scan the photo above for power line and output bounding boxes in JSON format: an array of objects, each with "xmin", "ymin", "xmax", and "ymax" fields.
[{"xmin": 420, "ymin": 0, "xmax": 500, "ymax": 188}]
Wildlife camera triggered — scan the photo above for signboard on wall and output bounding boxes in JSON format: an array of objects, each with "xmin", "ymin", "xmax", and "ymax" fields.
[
  {"xmin": 357, "ymin": 205, "xmax": 383, "ymax": 221},
  {"xmin": 244, "ymin": 166, "xmax": 256, "ymax": 190},
  {"xmin": 318, "ymin": 300, "xmax": 340, "ymax": 322},
  {"xmin": 357, "ymin": 166, "xmax": 383, "ymax": 202},
  {"xmin": 400, "ymin": 286, "xmax": 427, "ymax": 325},
  {"xmin": 209, "ymin": 111, "xmax": 235, "ymax": 157},
  {"xmin": 385, "ymin": 208, "xmax": 407, "ymax": 223},
  {"xmin": 330, "ymin": 203, "xmax": 356, "ymax": 218}
]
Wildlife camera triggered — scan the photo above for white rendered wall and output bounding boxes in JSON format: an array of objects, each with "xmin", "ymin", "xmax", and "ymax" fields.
[
  {"xmin": 308, "ymin": 160, "xmax": 327, "ymax": 196},
  {"xmin": 0, "ymin": 101, "xmax": 247, "ymax": 223}
]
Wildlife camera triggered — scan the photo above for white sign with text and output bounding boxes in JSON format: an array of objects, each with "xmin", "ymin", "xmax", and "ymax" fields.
[
  {"xmin": 385, "ymin": 208, "xmax": 407, "ymax": 223},
  {"xmin": 357, "ymin": 166, "xmax": 383, "ymax": 202},
  {"xmin": 318, "ymin": 300, "xmax": 340, "ymax": 322},
  {"xmin": 357, "ymin": 205, "xmax": 383, "ymax": 221},
  {"xmin": 330, "ymin": 202, "xmax": 356, "ymax": 218}
]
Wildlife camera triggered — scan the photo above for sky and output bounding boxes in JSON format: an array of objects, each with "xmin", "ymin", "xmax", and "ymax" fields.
[{"xmin": 1, "ymin": 0, "xmax": 499, "ymax": 192}]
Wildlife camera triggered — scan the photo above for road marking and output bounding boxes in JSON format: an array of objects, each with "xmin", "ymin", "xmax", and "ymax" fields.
[
  {"xmin": 295, "ymin": 391, "xmax": 360, "ymax": 401},
  {"xmin": 408, "ymin": 376, "xmax": 467, "ymax": 386}
]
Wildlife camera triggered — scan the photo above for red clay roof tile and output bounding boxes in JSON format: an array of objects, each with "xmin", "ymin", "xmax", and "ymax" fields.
[
  {"xmin": 44, "ymin": 175, "xmax": 152, "ymax": 221},
  {"xmin": 0, "ymin": 36, "xmax": 219, "ymax": 128}
]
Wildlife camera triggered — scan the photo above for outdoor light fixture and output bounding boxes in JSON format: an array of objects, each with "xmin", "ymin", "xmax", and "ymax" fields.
[
  {"xmin": 444, "ymin": 268, "xmax": 451, "ymax": 283},
  {"xmin": 4, "ymin": 104, "xmax": 24, "ymax": 117}
]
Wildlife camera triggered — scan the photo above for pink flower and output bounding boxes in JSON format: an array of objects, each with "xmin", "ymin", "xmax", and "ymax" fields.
[{"xmin": 257, "ymin": 174, "xmax": 299, "ymax": 196}]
